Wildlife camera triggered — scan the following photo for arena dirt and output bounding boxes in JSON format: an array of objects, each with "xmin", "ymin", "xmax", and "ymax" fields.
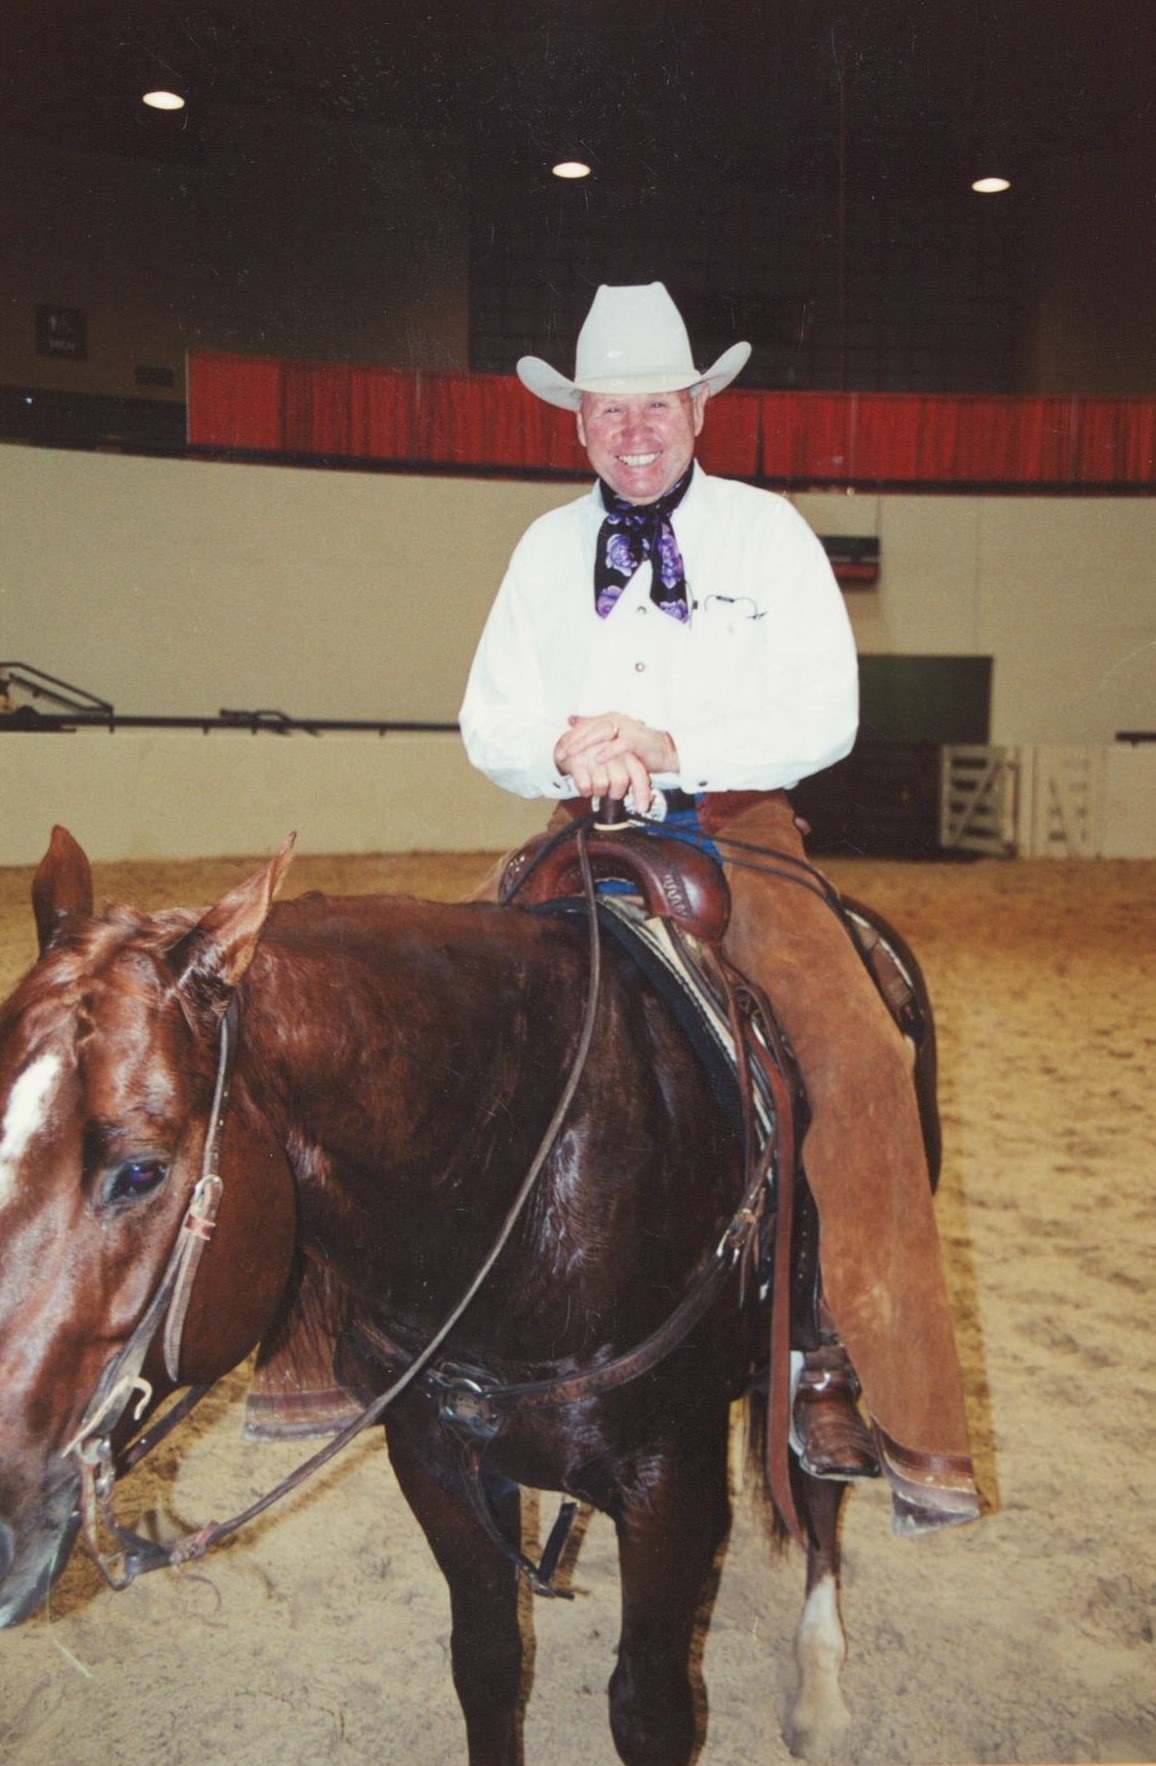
[{"xmin": 0, "ymin": 850, "xmax": 1152, "ymax": 1766}]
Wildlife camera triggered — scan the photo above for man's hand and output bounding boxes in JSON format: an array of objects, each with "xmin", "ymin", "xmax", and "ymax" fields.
[{"xmin": 553, "ymin": 713, "xmax": 679, "ymax": 813}]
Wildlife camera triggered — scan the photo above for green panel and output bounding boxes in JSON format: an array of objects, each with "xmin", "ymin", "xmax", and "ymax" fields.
[{"xmin": 857, "ymin": 655, "xmax": 991, "ymax": 745}]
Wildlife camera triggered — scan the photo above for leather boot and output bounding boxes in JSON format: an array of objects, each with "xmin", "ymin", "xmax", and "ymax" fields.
[{"xmin": 792, "ymin": 1340, "xmax": 881, "ymax": 1481}]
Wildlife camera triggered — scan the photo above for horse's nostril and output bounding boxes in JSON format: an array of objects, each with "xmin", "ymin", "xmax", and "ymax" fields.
[{"xmin": 0, "ymin": 1522, "xmax": 13, "ymax": 1585}]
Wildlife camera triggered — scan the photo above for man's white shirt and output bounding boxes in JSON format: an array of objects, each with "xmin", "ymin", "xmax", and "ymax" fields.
[{"xmin": 459, "ymin": 467, "xmax": 859, "ymax": 800}]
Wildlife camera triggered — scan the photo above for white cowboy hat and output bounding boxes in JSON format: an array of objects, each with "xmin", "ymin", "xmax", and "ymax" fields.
[{"xmin": 517, "ymin": 282, "xmax": 752, "ymax": 410}]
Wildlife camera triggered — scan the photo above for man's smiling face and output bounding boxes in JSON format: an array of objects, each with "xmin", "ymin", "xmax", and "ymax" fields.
[{"xmin": 577, "ymin": 387, "xmax": 706, "ymax": 505}]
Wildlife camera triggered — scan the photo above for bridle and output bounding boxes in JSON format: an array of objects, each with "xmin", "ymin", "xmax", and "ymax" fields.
[{"xmin": 61, "ymin": 996, "xmax": 239, "ymax": 1587}]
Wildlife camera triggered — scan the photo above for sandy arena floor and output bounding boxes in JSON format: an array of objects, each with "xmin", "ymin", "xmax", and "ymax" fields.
[{"xmin": 0, "ymin": 848, "xmax": 1152, "ymax": 1766}]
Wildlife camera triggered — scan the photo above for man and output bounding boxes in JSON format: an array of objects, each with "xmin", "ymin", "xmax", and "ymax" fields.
[{"xmin": 460, "ymin": 282, "xmax": 979, "ymax": 1535}]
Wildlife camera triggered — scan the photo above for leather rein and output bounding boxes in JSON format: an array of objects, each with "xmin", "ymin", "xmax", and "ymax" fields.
[{"xmin": 62, "ymin": 814, "xmax": 794, "ymax": 1596}]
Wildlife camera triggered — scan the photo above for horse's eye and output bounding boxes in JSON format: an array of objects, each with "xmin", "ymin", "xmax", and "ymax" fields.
[{"xmin": 105, "ymin": 1159, "xmax": 169, "ymax": 1207}]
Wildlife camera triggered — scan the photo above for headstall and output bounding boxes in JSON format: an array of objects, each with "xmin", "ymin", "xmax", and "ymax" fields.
[{"xmin": 62, "ymin": 997, "xmax": 239, "ymax": 1587}]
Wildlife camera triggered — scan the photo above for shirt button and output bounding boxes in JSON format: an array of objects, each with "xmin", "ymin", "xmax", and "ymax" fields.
[{"xmin": 634, "ymin": 661, "xmax": 646, "ymax": 672}]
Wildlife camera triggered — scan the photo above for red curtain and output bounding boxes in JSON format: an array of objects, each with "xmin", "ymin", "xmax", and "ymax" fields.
[
  {"xmin": 696, "ymin": 388, "xmax": 762, "ymax": 477},
  {"xmin": 187, "ymin": 352, "xmax": 1156, "ymax": 489},
  {"xmin": 760, "ymin": 393, "xmax": 854, "ymax": 482},
  {"xmin": 1071, "ymin": 398, "xmax": 1156, "ymax": 483},
  {"xmin": 840, "ymin": 394, "xmax": 1076, "ymax": 484},
  {"xmin": 187, "ymin": 352, "xmax": 285, "ymax": 452}
]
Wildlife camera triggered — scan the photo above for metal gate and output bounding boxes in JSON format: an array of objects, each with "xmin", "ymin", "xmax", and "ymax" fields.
[{"xmin": 941, "ymin": 746, "xmax": 1107, "ymax": 857}]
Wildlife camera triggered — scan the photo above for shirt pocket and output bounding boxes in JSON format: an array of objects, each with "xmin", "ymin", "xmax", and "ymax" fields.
[
  {"xmin": 684, "ymin": 598, "xmax": 768, "ymax": 711},
  {"xmin": 695, "ymin": 592, "xmax": 766, "ymax": 633}
]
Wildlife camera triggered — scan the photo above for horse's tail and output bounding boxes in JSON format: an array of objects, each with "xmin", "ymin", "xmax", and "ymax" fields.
[{"xmin": 741, "ymin": 1373, "xmax": 791, "ymax": 1548}]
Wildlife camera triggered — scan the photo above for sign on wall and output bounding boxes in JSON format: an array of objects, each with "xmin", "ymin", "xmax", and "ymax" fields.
[
  {"xmin": 819, "ymin": 534, "xmax": 879, "ymax": 587},
  {"xmin": 36, "ymin": 306, "xmax": 87, "ymax": 361}
]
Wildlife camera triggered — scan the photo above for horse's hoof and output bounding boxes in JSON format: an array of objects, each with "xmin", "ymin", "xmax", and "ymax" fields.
[{"xmin": 784, "ymin": 1701, "xmax": 852, "ymax": 1765}]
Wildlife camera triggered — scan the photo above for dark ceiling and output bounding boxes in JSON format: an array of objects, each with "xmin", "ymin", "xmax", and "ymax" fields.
[
  {"xmin": 4, "ymin": 2, "xmax": 1156, "ymax": 393},
  {"xmin": 4, "ymin": 0, "xmax": 1152, "ymax": 186}
]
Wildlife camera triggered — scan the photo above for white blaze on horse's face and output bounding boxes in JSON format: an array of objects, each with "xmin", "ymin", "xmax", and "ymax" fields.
[{"xmin": 0, "ymin": 1052, "xmax": 63, "ymax": 1211}]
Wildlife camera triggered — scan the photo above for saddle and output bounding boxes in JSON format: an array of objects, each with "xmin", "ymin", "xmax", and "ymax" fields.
[
  {"xmin": 491, "ymin": 810, "xmax": 927, "ymax": 1543},
  {"xmin": 499, "ymin": 814, "xmax": 732, "ymax": 944},
  {"xmin": 502, "ymin": 814, "xmax": 810, "ymax": 1347},
  {"xmin": 498, "ymin": 810, "xmax": 924, "ymax": 1055},
  {"xmin": 498, "ymin": 811, "xmax": 926, "ymax": 1341}
]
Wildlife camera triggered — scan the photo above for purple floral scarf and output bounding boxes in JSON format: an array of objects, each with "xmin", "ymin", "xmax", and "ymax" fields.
[{"xmin": 593, "ymin": 465, "xmax": 693, "ymax": 622}]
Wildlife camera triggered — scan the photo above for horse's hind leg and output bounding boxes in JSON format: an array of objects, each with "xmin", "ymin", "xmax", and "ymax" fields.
[
  {"xmin": 786, "ymin": 1473, "xmax": 851, "ymax": 1761},
  {"xmin": 385, "ymin": 1413, "xmax": 525, "ymax": 1766},
  {"xmin": 607, "ymin": 1411, "xmax": 732, "ymax": 1766}
]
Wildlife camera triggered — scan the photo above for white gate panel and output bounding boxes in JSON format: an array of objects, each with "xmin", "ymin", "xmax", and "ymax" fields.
[
  {"xmin": 1025, "ymin": 746, "xmax": 1107, "ymax": 858},
  {"xmin": 940, "ymin": 746, "xmax": 1021, "ymax": 855},
  {"xmin": 941, "ymin": 745, "xmax": 1112, "ymax": 857}
]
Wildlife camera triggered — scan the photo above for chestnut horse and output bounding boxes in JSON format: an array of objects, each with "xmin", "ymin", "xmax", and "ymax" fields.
[{"xmin": 0, "ymin": 825, "xmax": 883, "ymax": 1764}]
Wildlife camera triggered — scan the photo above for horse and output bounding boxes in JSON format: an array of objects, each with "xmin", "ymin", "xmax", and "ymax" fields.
[{"xmin": 0, "ymin": 822, "xmax": 930, "ymax": 1764}]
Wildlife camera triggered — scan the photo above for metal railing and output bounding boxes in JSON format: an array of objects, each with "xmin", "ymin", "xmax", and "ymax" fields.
[{"xmin": 0, "ymin": 663, "xmax": 457, "ymax": 737}]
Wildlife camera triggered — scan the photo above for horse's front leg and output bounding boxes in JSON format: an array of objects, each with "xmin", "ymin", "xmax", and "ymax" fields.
[
  {"xmin": 385, "ymin": 1408, "xmax": 525, "ymax": 1766},
  {"xmin": 608, "ymin": 1408, "xmax": 732, "ymax": 1766},
  {"xmin": 786, "ymin": 1471, "xmax": 851, "ymax": 1761}
]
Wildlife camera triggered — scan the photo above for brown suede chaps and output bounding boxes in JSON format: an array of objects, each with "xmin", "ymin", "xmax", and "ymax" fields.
[{"xmin": 699, "ymin": 790, "xmax": 975, "ymax": 1485}]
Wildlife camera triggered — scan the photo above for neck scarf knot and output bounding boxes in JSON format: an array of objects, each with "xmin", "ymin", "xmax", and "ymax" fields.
[{"xmin": 594, "ymin": 465, "xmax": 693, "ymax": 622}]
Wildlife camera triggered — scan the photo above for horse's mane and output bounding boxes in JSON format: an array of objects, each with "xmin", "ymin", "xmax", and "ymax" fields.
[{"xmin": 2, "ymin": 903, "xmax": 202, "ymax": 1029}]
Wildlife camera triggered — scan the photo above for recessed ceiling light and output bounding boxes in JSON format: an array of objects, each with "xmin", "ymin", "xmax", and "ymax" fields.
[
  {"xmin": 143, "ymin": 90, "xmax": 186, "ymax": 111},
  {"xmin": 971, "ymin": 175, "xmax": 1011, "ymax": 194},
  {"xmin": 552, "ymin": 160, "xmax": 591, "ymax": 180}
]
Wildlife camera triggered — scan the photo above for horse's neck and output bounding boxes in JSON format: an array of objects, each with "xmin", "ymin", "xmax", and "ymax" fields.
[
  {"xmin": 239, "ymin": 897, "xmax": 579, "ymax": 1237},
  {"xmin": 234, "ymin": 895, "xmax": 741, "ymax": 1368}
]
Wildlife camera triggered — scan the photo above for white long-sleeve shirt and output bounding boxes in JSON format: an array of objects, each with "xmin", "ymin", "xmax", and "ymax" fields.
[{"xmin": 459, "ymin": 466, "xmax": 858, "ymax": 801}]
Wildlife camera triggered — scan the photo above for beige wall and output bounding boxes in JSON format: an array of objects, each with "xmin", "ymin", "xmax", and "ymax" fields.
[
  {"xmin": 1, "ymin": 444, "xmax": 1154, "ymax": 861},
  {"xmin": 796, "ymin": 491, "xmax": 1156, "ymax": 746},
  {"xmin": 0, "ymin": 731, "xmax": 544, "ymax": 865},
  {"xmin": 0, "ymin": 447, "xmax": 580, "ymax": 725}
]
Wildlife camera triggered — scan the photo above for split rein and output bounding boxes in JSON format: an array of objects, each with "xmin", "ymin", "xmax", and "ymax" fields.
[{"xmin": 63, "ymin": 831, "xmax": 611, "ymax": 1593}]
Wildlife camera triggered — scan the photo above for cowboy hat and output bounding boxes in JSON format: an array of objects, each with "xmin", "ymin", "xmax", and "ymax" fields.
[{"xmin": 516, "ymin": 282, "xmax": 751, "ymax": 410}]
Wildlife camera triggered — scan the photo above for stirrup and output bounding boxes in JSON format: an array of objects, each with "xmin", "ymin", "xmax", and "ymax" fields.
[{"xmin": 789, "ymin": 1345, "xmax": 881, "ymax": 1482}]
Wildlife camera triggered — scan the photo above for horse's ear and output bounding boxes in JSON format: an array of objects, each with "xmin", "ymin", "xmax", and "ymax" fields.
[
  {"xmin": 169, "ymin": 834, "xmax": 296, "ymax": 1016},
  {"xmin": 32, "ymin": 825, "xmax": 95, "ymax": 953}
]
